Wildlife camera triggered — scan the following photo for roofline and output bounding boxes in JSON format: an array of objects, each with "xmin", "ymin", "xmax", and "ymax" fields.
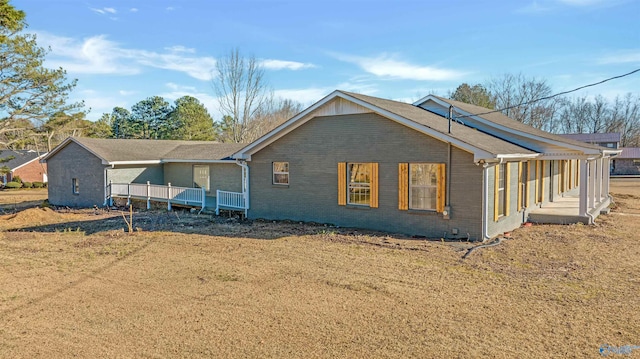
[
  {"xmin": 496, "ymin": 153, "xmax": 540, "ymax": 161},
  {"xmin": 418, "ymin": 95, "xmax": 603, "ymax": 155},
  {"xmin": 11, "ymin": 153, "xmax": 47, "ymax": 171},
  {"xmin": 160, "ymin": 159, "xmax": 237, "ymax": 164},
  {"xmin": 108, "ymin": 160, "xmax": 163, "ymax": 166},
  {"xmin": 233, "ymin": 90, "xmax": 510, "ymax": 162}
]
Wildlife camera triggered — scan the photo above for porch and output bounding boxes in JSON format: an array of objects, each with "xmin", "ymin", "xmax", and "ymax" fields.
[
  {"xmin": 105, "ymin": 182, "xmax": 248, "ymax": 215},
  {"xmin": 528, "ymin": 194, "xmax": 612, "ymax": 225}
]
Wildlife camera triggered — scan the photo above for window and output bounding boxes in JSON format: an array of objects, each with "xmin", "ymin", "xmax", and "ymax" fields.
[
  {"xmin": 398, "ymin": 163, "xmax": 445, "ymax": 212},
  {"xmin": 348, "ymin": 163, "xmax": 371, "ymax": 205},
  {"xmin": 272, "ymin": 162, "xmax": 289, "ymax": 185},
  {"xmin": 337, "ymin": 162, "xmax": 378, "ymax": 208},
  {"xmin": 409, "ymin": 163, "xmax": 438, "ymax": 210},
  {"xmin": 193, "ymin": 165, "xmax": 210, "ymax": 191},
  {"xmin": 518, "ymin": 162, "xmax": 528, "ymax": 211},
  {"xmin": 494, "ymin": 163, "xmax": 510, "ymax": 221},
  {"xmin": 72, "ymin": 178, "xmax": 79, "ymax": 194}
]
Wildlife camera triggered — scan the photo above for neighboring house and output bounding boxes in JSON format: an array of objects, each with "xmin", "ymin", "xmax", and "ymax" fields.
[
  {"xmin": 43, "ymin": 91, "xmax": 620, "ymax": 241},
  {"xmin": 611, "ymin": 148, "xmax": 640, "ymax": 175},
  {"xmin": 41, "ymin": 137, "xmax": 244, "ymax": 208},
  {"xmin": 559, "ymin": 133, "xmax": 621, "ymax": 149},
  {"xmin": 0, "ymin": 150, "xmax": 48, "ymax": 185}
]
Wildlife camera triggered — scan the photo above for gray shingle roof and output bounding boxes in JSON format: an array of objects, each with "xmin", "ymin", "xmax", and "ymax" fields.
[
  {"xmin": 0, "ymin": 150, "xmax": 43, "ymax": 169},
  {"xmin": 340, "ymin": 91, "xmax": 535, "ymax": 156},
  {"xmin": 618, "ymin": 147, "xmax": 640, "ymax": 159},
  {"xmin": 69, "ymin": 137, "xmax": 242, "ymax": 163},
  {"xmin": 431, "ymin": 96, "xmax": 604, "ymax": 152},
  {"xmin": 559, "ymin": 133, "xmax": 621, "ymax": 143}
]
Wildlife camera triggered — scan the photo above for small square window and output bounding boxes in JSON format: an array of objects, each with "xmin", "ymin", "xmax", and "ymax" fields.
[
  {"xmin": 72, "ymin": 178, "xmax": 79, "ymax": 194},
  {"xmin": 273, "ymin": 162, "xmax": 289, "ymax": 185}
]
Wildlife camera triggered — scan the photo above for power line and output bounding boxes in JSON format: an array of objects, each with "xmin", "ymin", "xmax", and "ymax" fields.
[{"xmin": 455, "ymin": 68, "xmax": 640, "ymax": 119}]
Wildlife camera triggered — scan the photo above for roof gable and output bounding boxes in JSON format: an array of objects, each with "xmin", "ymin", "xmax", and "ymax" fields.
[
  {"xmin": 234, "ymin": 90, "xmax": 536, "ymax": 163},
  {"xmin": 0, "ymin": 150, "xmax": 44, "ymax": 169}
]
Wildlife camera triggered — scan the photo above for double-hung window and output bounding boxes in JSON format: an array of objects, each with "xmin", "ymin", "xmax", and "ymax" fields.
[
  {"xmin": 494, "ymin": 163, "xmax": 510, "ymax": 221},
  {"xmin": 337, "ymin": 162, "xmax": 378, "ymax": 208},
  {"xmin": 72, "ymin": 178, "xmax": 79, "ymax": 194},
  {"xmin": 409, "ymin": 163, "xmax": 438, "ymax": 210},
  {"xmin": 273, "ymin": 162, "xmax": 289, "ymax": 185}
]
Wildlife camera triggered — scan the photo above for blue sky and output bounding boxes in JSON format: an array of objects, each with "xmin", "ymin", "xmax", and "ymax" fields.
[{"xmin": 13, "ymin": 0, "xmax": 640, "ymax": 121}]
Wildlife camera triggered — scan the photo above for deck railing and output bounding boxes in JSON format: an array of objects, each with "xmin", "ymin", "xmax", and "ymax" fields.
[
  {"xmin": 216, "ymin": 190, "xmax": 247, "ymax": 215},
  {"xmin": 106, "ymin": 181, "xmax": 206, "ymax": 211}
]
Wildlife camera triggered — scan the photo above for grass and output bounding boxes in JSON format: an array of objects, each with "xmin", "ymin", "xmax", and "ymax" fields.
[{"xmin": 0, "ymin": 181, "xmax": 638, "ymax": 357}]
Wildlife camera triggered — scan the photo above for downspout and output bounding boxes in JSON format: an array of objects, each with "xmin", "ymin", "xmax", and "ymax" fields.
[{"xmin": 103, "ymin": 166, "xmax": 109, "ymax": 206}]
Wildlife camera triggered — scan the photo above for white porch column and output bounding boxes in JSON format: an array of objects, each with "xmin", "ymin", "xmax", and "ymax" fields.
[
  {"xmin": 579, "ymin": 159, "xmax": 588, "ymax": 216},
  {"xmin": 588, "ymin": 160, "xmax": 596, "ymax": 209},
  {"xmin": 603, "ymin": 157, "xmax": 610, "ymax": 199},
  {"xmin": 595, "ymin": 158, "xmax": 603, "ymax": 203}
]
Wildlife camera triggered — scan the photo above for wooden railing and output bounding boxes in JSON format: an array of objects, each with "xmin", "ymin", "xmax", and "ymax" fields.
[
  {"xmin": 107, "ymin": 181, "xmax": 206, "ymax": 211},
  {"xmin": 216, "ymin": 190, "xmax": 247, "ymax": 215}
]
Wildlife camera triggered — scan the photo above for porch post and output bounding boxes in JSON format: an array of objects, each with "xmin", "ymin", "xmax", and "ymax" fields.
[
  {"xmin": 579, "ymin": 160, "xmax": 588, "ymax": 216},
  {"xmin": 109, "ymin": 180, "xmax": 113, "ymax": 207},
  {"xmin": 146, "ymin": 181, "xmax": 151, "ymax": 210},
  {"xmin": 603, "ymin": 157, "xmax": 610, "ymax": 199},
  {"xmin": 588, "ymin": 160, "xmax": 596, "ymax": 209},
  {"xmin": 595, "ymin": 158, "xmax": 603, "ymax": 204},
  {"xmin": 167, "ymin": 182, "xmax": 172, "ymax": 211}
]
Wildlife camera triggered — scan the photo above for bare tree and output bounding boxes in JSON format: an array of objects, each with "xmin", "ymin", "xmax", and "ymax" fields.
[
  {"xmin": 245, "ymin": 98, "xmax": 303, "ymax": 142},
  {"xmin": 212, "ymin": 48, "xmax": 270, "ymax": 143},
  {"xmin": 608, "ymin": 93, "xmax": 640, "ymax": 147},
  {"xmin": 486, "ymin": 73, "xmax": 559, "ymax": 131}
]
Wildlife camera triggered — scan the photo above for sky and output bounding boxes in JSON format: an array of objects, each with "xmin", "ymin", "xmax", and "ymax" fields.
[{"xmin": 12, "ymin": 0, "xmax": 640, "ymax": 121}]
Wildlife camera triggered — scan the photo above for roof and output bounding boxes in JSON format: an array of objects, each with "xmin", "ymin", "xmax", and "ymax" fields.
[
  {"xmin": 42, "ymin": 137, "xmax": 243, "ymax": 164},
  {"xmin": 235, "ymin": 90, "xmax": 537, "ymax": 162},
  {"xmin": 427, "ymin": 96, "xmax": 605, "ymax": 153},
  {"xmin": 618, "ymin": 147, "xmax": 640, "ymax": 159},
  {"xmin": 558, "ymin": 133, "xmax": 621, "ymax": 143},
  {"xmin": 0, "ymin": 150, "xmax": 45, "ymax": 169}
]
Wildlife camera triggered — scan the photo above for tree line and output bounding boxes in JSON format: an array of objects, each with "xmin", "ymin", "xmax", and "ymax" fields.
[
  {"xmin": 449, "ymin": 74, "xmax": 640, "ymax": 147},
  {"xmin": 1, "ymin": 0, "xmax": 638, "ymax": 154}
]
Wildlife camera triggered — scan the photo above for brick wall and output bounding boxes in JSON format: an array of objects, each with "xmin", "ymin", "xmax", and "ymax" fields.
[{"xmin": 12, "ymin": 160, "xmax": 47, "ymax": 183}]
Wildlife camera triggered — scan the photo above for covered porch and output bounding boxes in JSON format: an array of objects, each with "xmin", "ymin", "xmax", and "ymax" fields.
[{"xmin": 528, "ymin": 156, "xmax": 614, "ymax": 224}]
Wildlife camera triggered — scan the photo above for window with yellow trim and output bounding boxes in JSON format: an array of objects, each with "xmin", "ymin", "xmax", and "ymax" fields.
[
  {"xmin": 497, "ymin": 163, "xmax": 507, "ymax": 217},
  {"xmin": 409, "ymin": 163, "xmax": 438, "ymax": 210},
  {"xmin": 348, "ymin": 163, "xmax": 371, "ymax": 206}
]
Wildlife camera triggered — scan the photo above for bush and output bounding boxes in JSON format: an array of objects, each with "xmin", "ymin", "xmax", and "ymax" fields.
[
  {"xmin": 5, "ymin": 181, "xmax": 22, "ymax": 189},
  {"xmin": 33, "ymin": 181, "xmax": 44, "ymax": 188},
  {"xmin": 12, "ymin": 176, "xmax": 22, "ymax": 184},
  {"xmin": 22, "ymin": 181, "xmax": 33, "ymax": 188}
]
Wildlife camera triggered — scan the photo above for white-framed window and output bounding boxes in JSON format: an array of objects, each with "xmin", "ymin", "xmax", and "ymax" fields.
[
  {"xmin": 72, "ymin": 178, "xmax": 79, "ymax": 194},
  {"xmin": 193, "ymin": 165, "xmax": 210, "ymax": 191},
  {"xmin": 409, "ymin": 163, "xmax": 438, "ymax": 210},
  {"xmin": 497, "ymin": 163, "xmax": 506, "ymax": 217},
  {"xmin": 348, "ymin": 163, "xmax": 371, "ymax": 205},
  {"xmin": 272, "ymin": 162, "xmax": 289, "ymax": 185}
]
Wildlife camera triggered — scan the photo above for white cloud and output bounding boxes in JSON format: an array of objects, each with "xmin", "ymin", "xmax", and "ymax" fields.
[
  {"xmin": 557, "ymin": 0, "xmax": 606, "ymax": 5},
  {"xmin": 165, "ymin": 45, "xmax": 196, "ymax": 54},
  {"xmin": 335, "ymin": 53, "xmax": 465, "ymax": 81},
  {"xmin": 517, "ymin": 1, "xmax": 553, "ymax": 13},
  {"xmin": 166, "ymin": 6, "xmax": 175, "ymax": 11},
  {"xmin": 118, "ymin": 90, "xmax": 138, "ymax": 96},
  {"xmin": 91, "ymin": 7, "xmax": 117, "ymax": 15},
  {"xmin": 260, "ymin": 59, "xmax": 316, "ymax": 71},
  {"xmin": 36, "ymin": 32, "xmax": 217, "ymax": 81},
  {"xmin": 130, "ymin": 8, "xmax": 138, "ymax": 12},
  {"xmin": 597, "ymin": 51, "xmax": 640, "ymax": 65}
]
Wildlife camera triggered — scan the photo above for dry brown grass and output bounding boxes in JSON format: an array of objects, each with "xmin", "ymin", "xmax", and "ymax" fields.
[{"xmin": 0, "ymin": 180, "xmax": 639, "ymax": 358}]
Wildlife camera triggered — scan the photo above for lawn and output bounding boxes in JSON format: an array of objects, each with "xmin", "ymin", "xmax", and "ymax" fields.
[{"xmin": 0, "ymin": 182, "xmax": 638, "ymax": 358}]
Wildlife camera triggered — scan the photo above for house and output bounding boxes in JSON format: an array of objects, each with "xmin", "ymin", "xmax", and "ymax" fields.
[
  {"xmin": 611, "ymin": 147, "xmax": 640, "ymax": 175},
  {"xmin": 559, "ymin": 133, "xmax": 621, "ymax": 149},
  {"xmin": 0, "ymin": 150, "xmax": 48, "ymax": 185},
  {"xmin": 232, "ymin": 91, "xmax": 619, "ymax": 240},
  {"xmin": 43, "ymin": 91, "xmax": 620, "ymax": 241},
  {"xmin": 41, "ymin": 137, "xmax": 245, "ymax": 208}
]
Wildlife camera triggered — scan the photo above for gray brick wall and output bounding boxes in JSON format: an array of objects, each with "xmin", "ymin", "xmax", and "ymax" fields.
[
  {"xmin": 247, "ymin": 113, "xmax": 485, "ymax": 240},
  {"xmin": 107, "ymin": 165, "xmax": 164, "ymax": 185},
  {"xmin": 47, "ymin": 141, "xmax": 106, "ymax": 207},
  {"xmin": 612, "ymin": 159, "xmax": 640, "ymax": 175}
]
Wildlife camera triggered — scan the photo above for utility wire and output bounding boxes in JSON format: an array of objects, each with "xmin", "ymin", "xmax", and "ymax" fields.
[{"xmin": 454, "ymin": 68, "xmax": 640, "ymax": 119}]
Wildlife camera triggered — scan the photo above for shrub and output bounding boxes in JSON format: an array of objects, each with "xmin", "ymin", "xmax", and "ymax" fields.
[
  {"xmin": 33, "ymin": 181, "xmax": 44, "ymax": 188},
  {"xmin": 12, "ymin": 176, "xmax": 22, "ymax": 184},
  {"xmin": 5, "ymin": 181, "xmax": 22, "ymax": 189},
  {"xmin": 22, "ymin": 182, "xmax": 33, "ymax": 188}
]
